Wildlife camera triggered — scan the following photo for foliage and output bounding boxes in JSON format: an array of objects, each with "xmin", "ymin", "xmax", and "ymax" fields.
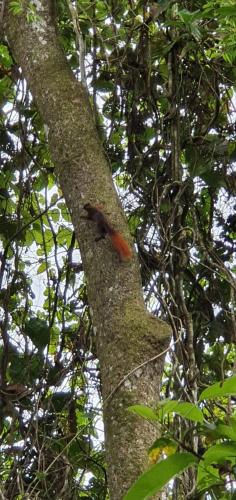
[
  {"xmin": 128, "ymin": 376, "xmax": 236, "ymax": 498},
  {"xmin": 0, "ymin": 0, "xmax": 235, "ymax": 497},
  {"xmin": 9, "ymin": 1, "xmax": 40, "ymax": 23},
  {"xmin": 124, "ymin": 453, "xmax": 197, "ymax": 500}
]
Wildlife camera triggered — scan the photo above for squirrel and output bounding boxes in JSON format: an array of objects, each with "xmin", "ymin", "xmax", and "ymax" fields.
[{"xmin": 83, "ymin": 203, "xmax": 132, "ymax": 262}]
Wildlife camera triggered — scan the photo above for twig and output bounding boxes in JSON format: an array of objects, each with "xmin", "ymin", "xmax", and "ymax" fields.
[{"xmin": 104, "ymin": 330, "xmax": 181, "ymax": 406}]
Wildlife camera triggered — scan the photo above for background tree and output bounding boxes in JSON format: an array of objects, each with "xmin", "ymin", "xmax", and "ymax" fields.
[{"xmin": 0, "ymin": 0, "xmax": 235, "ymax": 499}]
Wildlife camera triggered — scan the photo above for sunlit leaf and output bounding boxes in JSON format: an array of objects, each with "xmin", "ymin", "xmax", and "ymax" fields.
[
  {"xmin": 199, "ymin": 376, "xmax": 236, "ymax": 401},
  {"xmin": 159, "ymin": 401, "xmax": 204, "ymax": 423},
  {"xmin": 124, "ymin": 453, "xmax": 197, "ymax": 500},
  {"xmin": 128, "ymin": 405, "xmax": 158, "ymax": 421},
  {"xmin": 203, "ymin": 442, "xmax": 236, "ymax": 466}
]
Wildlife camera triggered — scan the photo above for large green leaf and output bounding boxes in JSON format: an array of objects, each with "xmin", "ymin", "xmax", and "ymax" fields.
[
  {"xmin": 128, "ymin": 405, "xmax": 158, "ymax": 421},
  {"xmin": 215, "ymin": 420, "xmax": 236, "ymax": 441},
  {"xmin": 124, "ymin": 453, "xmax": 197, "ymax": 500},
  {"xmin": 25, "ymin": 317, "xmax": 50, "ymax": 348},
  {"xmin": 202, "ymin": 442, "xmax": 236, "ymax": 466},
  {"xmin": 199, "ymin": 376, "xmax": 236, "ymax": 401},
  {"xmin": 159, "ymin": 400, "xmax": 204, "ymax": 423}
]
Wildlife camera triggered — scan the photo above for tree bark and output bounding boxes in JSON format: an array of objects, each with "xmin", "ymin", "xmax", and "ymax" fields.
[{"xmin": 3, "ymin": 1, "xmax": 171, "ymax": 497}]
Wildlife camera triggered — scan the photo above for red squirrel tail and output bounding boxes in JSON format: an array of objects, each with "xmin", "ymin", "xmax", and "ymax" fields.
[{"xmin": 110, "ymin": 231, "xmax": 132, "ymax": 262}]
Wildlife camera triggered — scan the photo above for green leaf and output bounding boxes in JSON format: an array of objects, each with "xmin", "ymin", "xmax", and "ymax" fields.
[
  {"xmin": 218, "ymin": 6, "xmax": 236, "ymax": 18},
  {"xmin": 49, "ymin": 209, "xmax": 60, "ymax": 223},
  {"xmin": 124, "ymin": 453, "xmax": 197, "ymax": 500},
  {"xmin": 57, "ymin": 202, "xmax": 71, "ymax": 222},
  {"xmin": 25, "ymin": 317, "xmax": 50, "ymax": 349},
  {"xmin": 128, "ymin": 405, "xmax": 158, "ymax": 421},
  {"xmin": 25, "ymin": 229, "xmax": 35, "ymax": 246},
  {"xmin": 8, "ymin": 352, "xmax": 28, "ymax": 383},
  {"xmin": 33, "ymin": 222, "xmax": 43, "ymax": 244},
  {"xmin": 0, "ymin": 44, "xmax": 13, "ymax": 68},
  {"xmin": 0, "ymin": 217, "xmax": 18, "ymax": 239},
  {"xmin": 159, "ymin": 401, "xmax": 204, "ymax": 423},
  {"xmin": 189, "ymin": 23, "xmax": 202, "ymax": 42},
  {"xmin": 203, "ymin": 441, "xmax": 236, "ymax": 466},
  {"xmin": 48, "ymin": 325, "xmax": 60, "ymax": 354},
  {"xmin": 37, "ymin": 261, "xmax": 47, "ymax": 274},
  {"xmin": 50, "ymin": 193, "xmax": 58, "ymax": 204},
  {"xmin": 56, "ymin": 226, "xmax": 73, "ymax": 246},
  {"xmin": 178, "ymin": 9, "xmax": 201, "ymax": 24},
  {"xmin": 93, "ymin": 78, "xmax": 115, "ymax": 92},
  {"xmin": 9, "ymin": 0, "xmax": 23, "ymax": 15},
  {"xmin": 200, "ymin": 170, "xmax": 226, "ymax": 189},
  {"xmin": 197, "ymin": 463, "xmax": 221, "ymax": 493},
  {"xmin": 215, "ymin": 421, "xmax": 236, "ymax": 441},
  {"xmin": 199, "ymin": 376, "xmax": 236, "ymax": 401}
]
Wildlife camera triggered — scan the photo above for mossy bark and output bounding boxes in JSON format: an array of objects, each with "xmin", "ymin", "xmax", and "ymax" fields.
[{"xmin": 4, "ymin": 1, "xmax": 171, "ymax": 497}]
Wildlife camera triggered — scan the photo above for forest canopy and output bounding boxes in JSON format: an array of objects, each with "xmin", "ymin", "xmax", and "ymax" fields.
[{"xmin": 0, "ymin": 0, "xmax": 236, "ymax": 498}]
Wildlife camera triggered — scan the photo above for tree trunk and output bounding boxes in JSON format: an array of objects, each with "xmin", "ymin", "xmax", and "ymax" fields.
[{"xmin": 3, "ymin": 1, "xmax": 171, "ymax": 497}]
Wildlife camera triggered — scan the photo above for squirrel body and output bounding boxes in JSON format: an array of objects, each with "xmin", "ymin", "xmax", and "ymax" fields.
[{"xmin": 84, "ymin": 203, "xmax": 132, "ymax": 262}]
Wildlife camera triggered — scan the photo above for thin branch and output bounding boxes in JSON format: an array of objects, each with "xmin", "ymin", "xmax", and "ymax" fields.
[{"xmin": 104, "ymin": 330, "xmax": 182, "ymax": 407}]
